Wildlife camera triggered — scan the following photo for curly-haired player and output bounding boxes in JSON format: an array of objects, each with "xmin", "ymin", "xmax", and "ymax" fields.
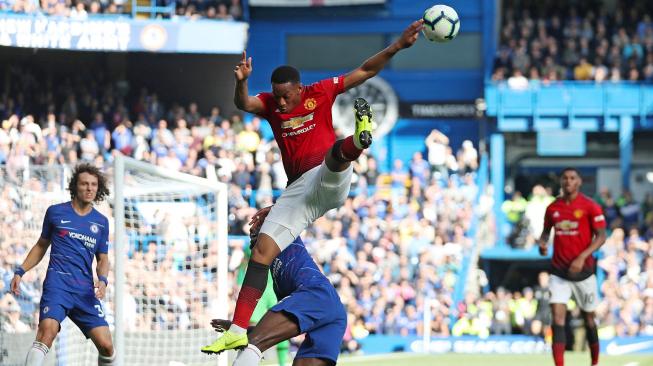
[{"xmin": 11, "ymin": 163, "xmax": 114, "ymax": 366}]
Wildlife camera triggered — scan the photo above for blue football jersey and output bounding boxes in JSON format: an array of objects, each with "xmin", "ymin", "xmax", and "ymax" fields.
[
  {"xmin": 270, "ymin": 237, "xmax": 331, "ymax": 299},
  {"xmin": 40, "ymin": 202, "xmax": 109, "ymax": 295}
]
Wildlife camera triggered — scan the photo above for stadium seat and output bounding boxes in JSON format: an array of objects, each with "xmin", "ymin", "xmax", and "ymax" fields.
[
  {"xmin": 605, "ymin": 85, "xmax": 640, "ymax": 116},
  {"xmin": 499, "ymin": 88, "xmax": 533, "ymax": 116},
  {"xmin": 570, "ymin": 84, "xmax": 604, "ymax": 117}
]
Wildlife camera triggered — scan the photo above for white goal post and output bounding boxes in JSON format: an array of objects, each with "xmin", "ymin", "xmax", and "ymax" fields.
[{"xmin": 113, "ymin": 154, "xmax": 229, "ymax": 366}]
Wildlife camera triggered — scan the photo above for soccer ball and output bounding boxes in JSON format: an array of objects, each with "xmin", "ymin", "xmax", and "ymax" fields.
[{"xmin": 422, "ymin": 4, "xmax": 460, "ymax": 43}]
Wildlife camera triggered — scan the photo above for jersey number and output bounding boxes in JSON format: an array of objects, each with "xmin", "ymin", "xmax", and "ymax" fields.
[{"xmin": 95, "ymin": 305, "xmax": 105, "ymax": 318}]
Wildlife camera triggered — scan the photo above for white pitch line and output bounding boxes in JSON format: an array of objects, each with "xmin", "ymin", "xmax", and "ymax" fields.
[{"xmin": 623, "ymin": 362, "xmax": 639, "ymax": 366}]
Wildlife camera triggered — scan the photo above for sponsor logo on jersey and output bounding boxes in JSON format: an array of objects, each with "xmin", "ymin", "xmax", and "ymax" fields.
[
  {"xmin": 594, "ymin": 214, "xmax": 605, "ymax": 222},
  {"xmin": 281, "ymin": 113, "xmax": 314, "ymax": 130},
  {"xmin": 555, "ymin": 220, "xmax": 579, "ymax": 235},
  {"xmin": 282, "ymin": 123, "xmax": 316, "ymax": 138},
  {"xmin": 90, "ymin": 224, "xmax": 99, "ymax": 234},
  {"xmin": 574, "ymin": 209, "xmax": 584, "ymax": 219},
  {"xmin": 304, "ymin": 98, "xmax": 317, "ymax": 111},
  {"xmin": 67, "ymin": 231, "xmax": 97, "ymax": 249},
  {"xmin": 61, "ymin": 219, "xmax": 71, "ymax": 224}
]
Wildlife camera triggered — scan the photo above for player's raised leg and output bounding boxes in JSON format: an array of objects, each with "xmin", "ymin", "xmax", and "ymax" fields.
[
  {"xmin": 324, "ymin": 97, "xmax": 373, "ymax": 172},
  {"xmin": 88, "ymin": 326, "xmax": 115, "ymax": 365},
  {"xmin": 201, "ymin": 233, "xmax": 282, "ymax": 354},
  {"xmin": 25, "ymin": 319, "xmax": 59, "ymax": 366}
]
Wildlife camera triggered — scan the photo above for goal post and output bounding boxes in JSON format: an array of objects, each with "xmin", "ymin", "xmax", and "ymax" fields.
[{"xmin": 113, "ymin": 154, "xmax": 229, "ymax": 366}]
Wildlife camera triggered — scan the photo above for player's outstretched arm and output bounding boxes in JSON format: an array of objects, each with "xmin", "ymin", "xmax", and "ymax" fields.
[
  {"xmin": 11, "ymin": 237, "xmax": 51, "ymax": 295},
  {"xmin": 343, "ymin": 19, "xmax": 423, "ymax": 91},
  {"xmin": 234, "ymin": 50, "xmax": 265, "ymax": 114}
]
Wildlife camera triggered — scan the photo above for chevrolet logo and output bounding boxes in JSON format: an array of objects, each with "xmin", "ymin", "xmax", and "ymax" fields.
[{"xmin": 281, "ymin": 113, "xmax": 314, "ymax": 129}]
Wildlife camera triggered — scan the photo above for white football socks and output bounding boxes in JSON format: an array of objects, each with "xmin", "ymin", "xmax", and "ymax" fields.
[
  {"xmin": 98, "ymin": 351, "xmax": 115, "ymax": 365},
  {"xmin": 25, "ymin": 341, "xmax": 49, "ymax": 366},
  {"xmin": 230, "ymin": 324, "xmax": 247, "ymax": 335},
  {"xmin": 232, "ymin": 344, "xmax": 263, "ymax": 366}
]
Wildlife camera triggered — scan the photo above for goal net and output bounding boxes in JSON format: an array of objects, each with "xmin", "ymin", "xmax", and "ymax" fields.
[{"xmin": 112, "ymin": 154, "xmax": 229, "ymax": 366}]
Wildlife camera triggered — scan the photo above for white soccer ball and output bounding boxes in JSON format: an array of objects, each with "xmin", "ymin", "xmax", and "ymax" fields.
[{"xmin": 422, "ymin": 4, "xmax": 460, "ymax": 43}]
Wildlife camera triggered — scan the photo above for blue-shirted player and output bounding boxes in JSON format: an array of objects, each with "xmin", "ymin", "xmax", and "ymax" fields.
[
  {"xmin": 11, "ymin": 163, "xmax": 115, "ymax": 366},
  {"xmin": 210, "ymin": 207, "xmax": 346, "ymax": 366}
]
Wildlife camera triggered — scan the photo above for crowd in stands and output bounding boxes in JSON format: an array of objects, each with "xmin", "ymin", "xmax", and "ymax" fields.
[
  {"xmin": 493, "ymin": 0, "xmax": 653, "ymax": 86},
  {"xmin": 0, "ymin": 0, "xmax": 243, "ymax": 20}
]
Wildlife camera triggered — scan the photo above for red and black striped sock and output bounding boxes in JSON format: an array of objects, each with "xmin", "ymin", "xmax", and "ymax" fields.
[
  {"xmin": 339, "ymin": 136, "xmax": 364, "ymax": 161},
  {"xmin": 232, "ymin": 260, "xmax": 269, "ymax": 332},
  {"xmin": 552, "ymin": 325, "xmax": 566, "ymax": 366}
]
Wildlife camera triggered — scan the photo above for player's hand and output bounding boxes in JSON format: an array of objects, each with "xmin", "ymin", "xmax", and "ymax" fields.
[
  {"xmin": 396, "ymin": 19, "xmax": 424, "ymax": 49},
  {"xmin": 569, "ymin": 257, "xmax": 585, "ymax": 274},
  {"xmin": 249, "ymin": 206, "xmax": 272, "ymax": 229},
  {"xmin": 235, "ymin": 50, "xmax": 253, "ymax": 81},
  {"xmin": 10, "ymin": 275, "xmax": 21, "ymax": 296},
  {"xmin": 249, "ymin": 206, "xmax": 272, "ymax": 248},
  {"xmin": 95, "ymin": 280, "xmax": 107, "ymax": 300},
  {"xmin": 538, "ymin": 242, "xmax": 548, "ymax": 256},
  {"xmin": 211, "ymin": 318, "xmax": 233, "ymax": 332}
]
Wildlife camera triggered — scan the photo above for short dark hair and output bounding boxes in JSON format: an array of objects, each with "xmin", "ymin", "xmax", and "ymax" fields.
[
  {"xmin": 68, "ymin": 163, "xmax": 110, "ymax": 203},
  {"xmin": 271, "ymin": 65, "xmax": 300, "ymax": 84},
  {"xmin": 560, "ymin": 167, "xmax": 581, "ymax": 178}
]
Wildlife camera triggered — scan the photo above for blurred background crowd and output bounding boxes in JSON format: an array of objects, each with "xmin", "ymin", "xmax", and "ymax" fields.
[{"xmin": 492, "ymin": 0, "xmax": 653, "ymax": 87}]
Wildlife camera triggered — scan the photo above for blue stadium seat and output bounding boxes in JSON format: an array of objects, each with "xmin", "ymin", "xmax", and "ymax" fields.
[
  {"xmin": 640, "ymin": 88, "xmax": 653, "ymax": 117},
  {"xmin": 570, "ymin": 84, "xmax": 604, "ymax": 117},
  {"xmin": 534, "ymin": 85, "xmax": 569, "ymax": 116},
  {"xmin": 485, "ymin": 85, "xmax": 498, "ymax": 116},
  {"xmin": 499, "ymin": 89, "xmax": 533, "ymax": 116},
  {"xmin": 605, "ymin": 85, "xmax": 640, "ymax": 115}
]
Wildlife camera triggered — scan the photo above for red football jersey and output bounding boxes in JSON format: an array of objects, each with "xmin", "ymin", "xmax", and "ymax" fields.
[
  {"xmin": 256, "ymin": 76, "xmax": 345, "ymax": 184},
  {"xmin": 544, "ymin": 193, "xmax": 606, "ymax": 280}
]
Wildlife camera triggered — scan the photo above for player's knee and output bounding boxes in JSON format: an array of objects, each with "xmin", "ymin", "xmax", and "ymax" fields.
[
  {"xmin": 96, "ymin": 341, "xmax": 114, "ymax": 357},
  {"xmin": 36, "ymin": 321, "xmax": 59, "ymax": 345}
]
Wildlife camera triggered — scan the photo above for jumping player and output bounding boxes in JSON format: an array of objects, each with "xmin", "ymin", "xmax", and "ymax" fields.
[
  {"xmin": 11, "ymin": 163, "xmax": 114, "ymax": 366},
  {"xmin": 202, "ymin": 19, "xmax": 422, "ymax": 354},
  {"xmin": 211, "ymin": 207, "xmax": 346, "ymax": 366},
  {"xmin": 538, "ymin": 168, "xmax": 607, "ymax": 366}
]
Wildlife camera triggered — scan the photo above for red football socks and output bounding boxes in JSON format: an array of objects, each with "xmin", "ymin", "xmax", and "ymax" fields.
[
  {"xmin": 340, "ymin": 136, "xmax": 363, "ymax": 161},
  {"xmin": 232, "ymin": 286, "xmax": 263, "ymax": 330}
]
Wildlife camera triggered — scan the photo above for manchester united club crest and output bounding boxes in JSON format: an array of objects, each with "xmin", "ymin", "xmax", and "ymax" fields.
[
  {"xmin": 304, "ymin": 98, "xmax": 317, "ymax": 111},
  {"xmin": 574, "ymin": 209, "xmax": 584, "ymax": 219}
]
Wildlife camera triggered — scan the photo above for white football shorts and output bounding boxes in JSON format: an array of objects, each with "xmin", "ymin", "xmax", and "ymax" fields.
[
  {"xmin": 259, "ymin": 161, "xmax": 353, "ymax": 251},
  {"xmin": 549, "ymin": 274, "xmax": 599, "ymax": 312}
]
